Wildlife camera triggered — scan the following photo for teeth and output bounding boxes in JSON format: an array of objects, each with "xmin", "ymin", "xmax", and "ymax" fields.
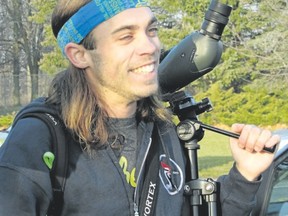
[{"xmin": 132, "ymin": 64, "xmax": 154, "ymax": 74}]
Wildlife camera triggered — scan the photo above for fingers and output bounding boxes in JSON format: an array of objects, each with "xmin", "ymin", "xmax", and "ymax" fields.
[
  {"xmin": 265, "ymin": 133, "xmax": 281, "ymax": 149},
  {"xmin": 231, "ymin": 123, "xmax": 245, "ymax": 134},
  {"xmin": 254, "ymin": 129, "xmax": 273, "ymax": 152},
  {"xmin": 231, "ymin": 124, "xmax": 281, "ymax": 153},
  {"xmin": 241, "ymin": 125, "xmax": 259, "ymax": 151}
]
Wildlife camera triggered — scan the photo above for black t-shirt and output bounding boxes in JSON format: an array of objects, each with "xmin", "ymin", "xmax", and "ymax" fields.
[{"xmin": 107, "ymin": 117, "xmax": 138, "ymax": 188}]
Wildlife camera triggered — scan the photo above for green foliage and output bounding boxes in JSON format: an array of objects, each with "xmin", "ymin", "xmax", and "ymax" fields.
[
  {"xmin": 30, "ymin": 0, "xmax": 67, "ymax": 74},
  {"xmin": 29, "ymin": 0, "xmax": 55, "ymax": 24},
  {"xmin": 195, "ymin": 82, "xmax": 288, "ymax": 126},
  {"xmin": 39, "ymin": 23, "xmax": 68, "ymax": 74},
  {"xmin": 0, "ymin": 113, "xmax": 15, "ymax": 129},
  {"xmin": 40, "ymin": 46, "xmax": 68, "ymax": 74},
  {"xmin": 27, "ymin": 0, "xmax": 287, "ymax": 128},
  {"xmin": 151, "ymin": 0, "xmax": 210, "ymax": 49}
]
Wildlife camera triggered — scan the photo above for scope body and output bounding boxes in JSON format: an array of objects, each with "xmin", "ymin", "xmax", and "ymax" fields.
[
  {"xmin": 159, "ymin": 31, "xmax": 223, "ymax": 94},
  {"xmin": 158, "ymin": 0, "xmax": 232, "ymax": 94}
]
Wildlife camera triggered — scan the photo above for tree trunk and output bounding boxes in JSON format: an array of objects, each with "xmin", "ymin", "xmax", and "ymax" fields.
[
  {"xmin": 12, "ymin": 46, "xmax": 21, "ymax": 105},
  {"xmin": 11, "ymin": 0, "xmax": 21, "ymax": 105},
  {"xmin": 30, "ymin": 72, "xmax": 39, "ymax": 100}
]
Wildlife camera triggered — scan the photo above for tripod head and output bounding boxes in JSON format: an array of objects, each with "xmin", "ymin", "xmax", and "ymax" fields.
[
  {"xmin": 165, "ymin": 91, "xmax": 212, "ymax": 121},
  {"xmin": 164, "ymin": 91, "xmax": 213, "ymax": 144}
]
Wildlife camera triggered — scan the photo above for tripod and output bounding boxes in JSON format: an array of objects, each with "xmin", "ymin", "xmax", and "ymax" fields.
[
  {"xmin": 165, "ymin": 90, "xmax": 217, "ymax": 215},
  {"xmin": 164, "ymin": 90, "xmax": 276, "ymax": 216}
]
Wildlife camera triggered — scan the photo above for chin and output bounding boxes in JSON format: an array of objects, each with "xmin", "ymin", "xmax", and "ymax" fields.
[
  {"xmin": 143, "ymin": 90, "xmax": 159, "ymax": 99},
  {"xmin": 134, "ymin": 84, "xmax": 159, "ymax": 98},
  {"xmin": 147, "ymin": 84, "xmax": 159, "ymax": 95}
]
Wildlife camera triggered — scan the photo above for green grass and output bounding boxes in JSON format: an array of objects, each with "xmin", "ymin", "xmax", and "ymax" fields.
[{"xmin": 196, "ymin": 129, "xmax": 234, "ymax": 179}]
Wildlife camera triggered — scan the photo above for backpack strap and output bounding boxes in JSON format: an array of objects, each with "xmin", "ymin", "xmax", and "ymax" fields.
[
  {"xmin": 138, "ymin": 125, "xmax": 161, "ymax": 216},
  {"xmin": 15, "ymin": 112, "xmax": 68, "ymax": 216}
]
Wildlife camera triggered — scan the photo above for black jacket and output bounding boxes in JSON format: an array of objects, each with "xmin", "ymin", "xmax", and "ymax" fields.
[{"xmin": 0, "ymin": 98, "xmax": 261, "ymax": 215}]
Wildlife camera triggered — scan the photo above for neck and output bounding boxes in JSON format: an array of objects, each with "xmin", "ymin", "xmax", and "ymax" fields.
[{"xmin": 104, "ymin": 100, "xmax": 137, "ymax": 118}]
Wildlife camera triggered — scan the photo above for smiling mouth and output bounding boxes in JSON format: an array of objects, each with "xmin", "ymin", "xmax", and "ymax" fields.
[{"xmin": 130, "ymin": 63, "xmax": 155, "ymax": 74}]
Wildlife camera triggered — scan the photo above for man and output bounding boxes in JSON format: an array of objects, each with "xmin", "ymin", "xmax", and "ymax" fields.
[{"xmin": 0, "ymin": 0, "xmax": 280, "ymax": 215}]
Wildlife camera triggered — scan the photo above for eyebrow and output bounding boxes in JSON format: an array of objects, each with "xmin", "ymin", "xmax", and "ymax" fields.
[{"xmin": 111, "ymin": 16, "xmax": 158, "ymax": 35}]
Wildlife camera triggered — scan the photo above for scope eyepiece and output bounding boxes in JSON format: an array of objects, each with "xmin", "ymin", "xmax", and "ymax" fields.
[{"xmin": 200, "ymin": 1, "xmax": 232, "ymax": 40}]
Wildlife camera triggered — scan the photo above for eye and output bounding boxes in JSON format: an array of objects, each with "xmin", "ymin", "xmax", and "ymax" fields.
[
  {"xmin": 119, "ymin": 34, "xmax": 133, "ymax": 41},
  {"xmin": 148, "ymin": 25, "xmax": 159, "ymax": 37}
]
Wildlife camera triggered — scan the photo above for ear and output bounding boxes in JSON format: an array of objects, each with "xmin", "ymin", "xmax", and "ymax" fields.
[{"xmin": 64, "ymin": 43, "xmax": 90, "ymax": 69}]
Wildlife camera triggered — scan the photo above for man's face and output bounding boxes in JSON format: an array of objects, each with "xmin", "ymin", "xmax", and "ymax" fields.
[{"xmin": 87, "ymin": 7, "xmax": 161, "ymax": 105}]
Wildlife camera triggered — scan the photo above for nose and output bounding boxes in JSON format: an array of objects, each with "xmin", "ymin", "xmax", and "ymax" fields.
[{"xmin": 137, "ymin": 34, "xmax": 159, "ymax": 56}]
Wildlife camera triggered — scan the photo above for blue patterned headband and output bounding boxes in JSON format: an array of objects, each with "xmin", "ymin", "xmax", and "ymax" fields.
[{"xmin": 57, "ymin": 0, "xmax": 149, "ymax": 55}]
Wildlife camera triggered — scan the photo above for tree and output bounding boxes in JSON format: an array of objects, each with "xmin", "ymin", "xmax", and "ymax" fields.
[
  {"xmin": 30, "ymin": 0, "xmax": 67, "ymax": 75},
  {"xmin": 246, "ymin": 0, "xmax": 288, "ymax": 91},
  {"xmin": 151, "ymin": 0, "xmax": 287, "ymax": 93},
  {"xmin": 212, "ymin": 0, "xmax": 288, "ymax": 92},
  {"xmin": 150, "ymin": 0, "xmax": 287, "ymax": 125},
  {"xmin": 1, "ymin": 0, "xmax": 286, "ymax": 125},
  {"xmin": 1, "ymin": 0, "xmax": 23, "ymax": 105},
  {"xmin": 0, "ymin": 0, "xmax": 46, "ymax": 102}
]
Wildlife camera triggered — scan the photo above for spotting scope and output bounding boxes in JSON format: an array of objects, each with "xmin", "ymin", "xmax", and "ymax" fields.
[{"xmin": 159, "ymin": 0, "xmax": 232, "ymax": 94}]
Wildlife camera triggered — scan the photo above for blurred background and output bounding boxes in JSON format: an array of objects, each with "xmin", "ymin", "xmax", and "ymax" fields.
[{"xmin": 0, "ymin": 0, "xmax": 287, "ymax": 129}]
